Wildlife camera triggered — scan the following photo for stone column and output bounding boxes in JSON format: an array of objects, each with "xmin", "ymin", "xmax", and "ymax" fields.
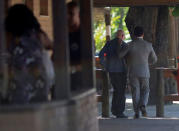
[
  {"xmin": 80, "ymin": 0, "xmax": 95, "ymax": 89},
  {"xmin": 0, "ymin": 0, "xmax": 8, "ymax": 99},
  {"xmin": 52, "ymin": 0, "xmax": 71, "ymax": 100}
]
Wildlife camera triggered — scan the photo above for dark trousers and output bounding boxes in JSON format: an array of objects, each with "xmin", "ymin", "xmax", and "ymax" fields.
[
  {"xmin": 109, "ymin": 72, "xmax": 127, "ymax": 116},
  {"xmin": 71, "ymin": 72, "xmax": 82, "ymax": 91}
]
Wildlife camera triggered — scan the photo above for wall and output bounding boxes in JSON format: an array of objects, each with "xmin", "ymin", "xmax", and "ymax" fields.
[
  {"xmin": 9, "ymin": 0, "xmax": 53, "ymax": 40},
  {"xmin": 0, "ymin": 89, "xmax": 99, "ymax": 131}
]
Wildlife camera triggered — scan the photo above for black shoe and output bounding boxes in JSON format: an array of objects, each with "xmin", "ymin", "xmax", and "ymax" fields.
[
  {"xmin": 140, "ymin": 106, "xmax": 147, "ymax": 117},
  {"xmin": 116, "ymin": 113, "xmax": 128, "ymax": 118},
  {"xmin": 133, "ymin": 113, "xmax": 140, "ymax": 119}
]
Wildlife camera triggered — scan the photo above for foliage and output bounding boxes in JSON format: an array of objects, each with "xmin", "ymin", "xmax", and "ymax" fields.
[
  {"xmin": 110, "ymin": 7, "xmax": 129, "ymax": 40},
  {"xmin": 172, "ymin": 6, "xmax": 179, "ymax": 17},
  {"xmin": 94, "ymin": 21, "xmax": 106, "ymax": 53},
  {"xmin": 169, "ymin": 6, "xmax": 179, "ymax": 17},
  {"xmin": 94, "ymin": 7, "xmax": 130, "ymax": 53}
]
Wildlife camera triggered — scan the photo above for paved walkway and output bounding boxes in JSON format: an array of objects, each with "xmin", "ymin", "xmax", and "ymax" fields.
[
  {"xmin": 98, "ymin": 94, "xmax": 179, "ymax": 131},
  {"xmin": 99, "ymin": 117, "xmax": 179, "ymax": 131}
]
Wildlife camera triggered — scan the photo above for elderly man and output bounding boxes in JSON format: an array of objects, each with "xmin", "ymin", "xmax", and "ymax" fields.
[
  {"xmin": 118, "ymin": 26, "xmax": 157, "ymax": 119},
  {"xmin": 99, "ymin": 29, "xmax": 128, "ymax": 118}
]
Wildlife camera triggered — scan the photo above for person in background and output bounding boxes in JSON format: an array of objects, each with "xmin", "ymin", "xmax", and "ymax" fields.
[
  {"xmin": 5, "ymin": 4, "xmax": 54, "ymax": 104},
  {"xmin": 99, "ymin": 29, "xmax": 128, "ymax": 118},
  {"xmin": 67, "ymin": 1, "xmax": 82, "ymax": 91},
  {"xmin": 118, "ymin": 26, "xmax": 157, "ymax": 119}
]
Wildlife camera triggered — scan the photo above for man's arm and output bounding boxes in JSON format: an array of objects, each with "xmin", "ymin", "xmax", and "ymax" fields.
[
  {"xmin": 117, "ymin": 41, "xmax": 130, "ymax": 58},
  {"xmin": 149, "ymin": 45, "xmax": 157, "ymax": 64}
]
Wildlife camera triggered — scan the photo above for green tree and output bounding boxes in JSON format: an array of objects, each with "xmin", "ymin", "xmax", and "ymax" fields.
[
  {"xmin": 94, "ymin": 7, "xmax": 130, "ymax": 53},
  {"xmin": 94, "ymin": 21, "xmax": 106, "ymax": 53},
  {"xmin": 172, "ymin": 6, "xmax": 179, "ymax": 17},
  {"xmin": 110, "ymin": 7, "xmax": 129, "ymax": 39}
]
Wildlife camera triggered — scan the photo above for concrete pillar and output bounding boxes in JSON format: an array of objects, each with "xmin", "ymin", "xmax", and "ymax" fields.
[
  {"xmin": 0, "ymin": 0, "xmax": 8, "ymax": 99},
  {"xmin": 156, "ymin": 69, "xmax": 164, "ymax": 117},
  {"xmin": 52, "ymin": 0, "xmax": 71, "ymax": 100},
  {"xmin": 80, "ymin": 0, "xmax": 95, "ymax": 89}
]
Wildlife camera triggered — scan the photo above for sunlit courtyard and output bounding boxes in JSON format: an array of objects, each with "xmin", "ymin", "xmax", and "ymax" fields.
[{"xmin": 98, "ymin": 93, "xmax": 179, "ymax": 118}]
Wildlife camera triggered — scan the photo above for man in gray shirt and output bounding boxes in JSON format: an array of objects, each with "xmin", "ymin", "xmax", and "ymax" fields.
[
  {"xmin": 118, "ymin": 26, "xmax": 157, "ymax": 119},
  {"xmin": 99, "ymin": 29, "xmax": 128, "ymax": 118}
]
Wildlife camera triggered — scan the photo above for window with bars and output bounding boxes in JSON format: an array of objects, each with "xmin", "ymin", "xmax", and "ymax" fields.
[{"xmin": 40, "ymin": 0, "xmax": 48, "ymax": 16}]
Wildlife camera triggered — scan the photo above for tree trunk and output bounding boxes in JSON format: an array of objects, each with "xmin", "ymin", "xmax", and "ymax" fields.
[
  {"xmin": 125, "ymin": 7, "xmax": 158, "ymax": 43},
  {"xmin": 125, "ymin": 6, "xmax": 169, "ymax": 105}
]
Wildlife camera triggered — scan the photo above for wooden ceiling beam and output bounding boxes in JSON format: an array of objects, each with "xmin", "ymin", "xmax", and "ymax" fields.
[{"xmin": 94, "ymin": 0, "xmax": 179, "ymax": 7}]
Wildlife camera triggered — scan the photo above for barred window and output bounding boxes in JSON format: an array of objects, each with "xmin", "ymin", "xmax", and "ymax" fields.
[{"xmin": 40, "ymin": 0, "xmax": 48, "ymax": 16}]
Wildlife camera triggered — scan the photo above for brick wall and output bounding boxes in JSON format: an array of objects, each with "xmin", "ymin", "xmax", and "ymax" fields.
[{"xmin": 0, "ymin": 89, "xmax": 99, "ymax": 131}]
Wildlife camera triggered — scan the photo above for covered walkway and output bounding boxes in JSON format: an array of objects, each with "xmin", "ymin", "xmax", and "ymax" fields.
[{"xmin": 1, "ymin": 0, "xmax": 179, "ymax": 131}]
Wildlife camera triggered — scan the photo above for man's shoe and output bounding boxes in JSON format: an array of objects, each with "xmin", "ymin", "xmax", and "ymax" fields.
[
  {"xmin": 116, "ymin": 113, "xmax": 128, "ymax": 118},
  {"xmin": 140, "ymin": 106, "xmax": 147, "ymax": 117},
  {"xmin": 133, "ymin": 113, "xmax": 139, "ymax": 119}
]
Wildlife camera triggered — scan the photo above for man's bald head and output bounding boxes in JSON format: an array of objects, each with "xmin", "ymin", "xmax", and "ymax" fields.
[{"xmin": 116, "ymin": 29, "xmax": 125, "ymax": 40}]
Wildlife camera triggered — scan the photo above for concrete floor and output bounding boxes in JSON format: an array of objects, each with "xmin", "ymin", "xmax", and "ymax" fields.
[
  {"xmin": 99, "ymin": 117, "xmax": 179, "ymax": 131},
  {"xmin": 98, "ymin": 94, "xmax": 179, "ymax": 131}
]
